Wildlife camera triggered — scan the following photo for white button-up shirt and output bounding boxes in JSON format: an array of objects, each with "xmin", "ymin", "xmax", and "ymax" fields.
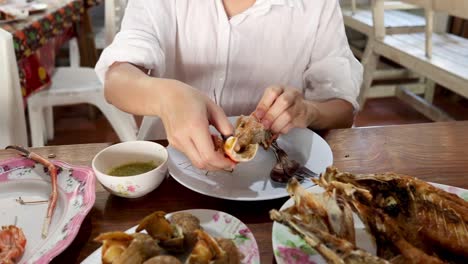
[{"xmin": 95, "ymin": 0, "xmax": 363, "ymax": 140}]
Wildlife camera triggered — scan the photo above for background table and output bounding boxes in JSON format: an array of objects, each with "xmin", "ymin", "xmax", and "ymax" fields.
[
  {"xmin": 0, "ymin": 0, "xmax": 100, "ymax": 99},
  {"xmin": 0, "ymin": 121, "xmax": 467, "ymax": 263}
]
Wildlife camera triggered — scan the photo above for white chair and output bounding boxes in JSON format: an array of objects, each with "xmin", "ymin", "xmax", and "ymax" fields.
[
  {"xmin": 27, "ymin": 0, "xmax": 136, "ymax": 147},
  {"xmin": 0, "ymin": 28, "xmax": 28, "ymax": 148},
  {"xmin": 362, "ymin": 0, "xmax": 468, "ymax": 121}
]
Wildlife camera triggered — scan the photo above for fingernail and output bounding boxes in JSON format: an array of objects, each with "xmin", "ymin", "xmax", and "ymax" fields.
[
  {"xmin": 262, "ymin": 119, "xmax": 271, "ymax": 129},
  {"xmin": 255, "ymin": 109, "xmax": 265, "ymax": 119}
]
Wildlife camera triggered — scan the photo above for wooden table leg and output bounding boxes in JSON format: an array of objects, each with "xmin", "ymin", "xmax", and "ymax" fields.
[
  {"xmin": 76, "ymin": 8, "xmax": 100, "ymax": 119},
  {"xmin": 76, "ymin": 8, "xmax": 98, "ymax": 67}
]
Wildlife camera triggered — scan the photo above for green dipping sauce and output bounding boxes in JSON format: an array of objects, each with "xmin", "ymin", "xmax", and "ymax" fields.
[{"xmin": 108, "ymin": 161, "xmax": 159, "ymax": 177}]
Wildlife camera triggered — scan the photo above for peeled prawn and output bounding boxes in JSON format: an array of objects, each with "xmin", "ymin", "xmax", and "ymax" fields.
[{"xmin": 0, "ymin": 225, "xmax": 27, "ymax": 264}]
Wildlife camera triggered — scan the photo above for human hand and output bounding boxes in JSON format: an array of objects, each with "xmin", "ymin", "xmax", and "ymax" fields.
[
  {"xmin": 156, "ymin": 80, "xmax": 236, "ymax": 171},
  {"xmin": 253, "ymin": 86, "xmax": 318, "ymax": 134}
]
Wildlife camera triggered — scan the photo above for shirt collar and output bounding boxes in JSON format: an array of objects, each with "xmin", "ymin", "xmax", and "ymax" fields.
[
  {"xmin": 229, "ymin": 0, "xmax": 304, "ymax": 25},
  {"xmin": 269, "ymin": 0, "xmax": 305, "ymax": 11},
  {"xmin": 249, "ymin": 0, "xmax": 305, "ymax": 15}
]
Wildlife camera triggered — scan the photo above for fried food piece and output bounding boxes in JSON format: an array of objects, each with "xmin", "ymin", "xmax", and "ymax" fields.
[
  {"xmin": 170, "ymin": 212, "xmax": 201, "ymax": 248},
  {"xmin": 186, "ymin": 230, "xmax": 227, "ymax": 264},
  {"xmin": 94, "ymin": 232, "xmax": 134, "ymax": 264},
  {"xmin": 137, "ymin": 211, "xmax": 173, "ymax": 241},
  {"xmin": 270, "ymin": 210, "xmax": 390, "ymax": 264},
  {"xmin": 114, "ymin": 233, "xmax": 161, "ymax": 264},
  {"xmin": 216, "ymin": 238, "xmax": 242, "ymax": 264},
  {"xmin": 143, "ymin": 256, "xmax": 182, "ymax": 264},
  {"xmin": 95, "ymin": 232, "xmax": 160, "ymax": 264},
  {"xmin": 319, "ymin": 167, "xmax": 468, "ymax": 263},
  {"xmin": 286, "ymin": 178, "xmax": 356, "ymax": 243},
  {"xmin": 137, "ymin": 211, "xmax": 185, "ymax": 253}
]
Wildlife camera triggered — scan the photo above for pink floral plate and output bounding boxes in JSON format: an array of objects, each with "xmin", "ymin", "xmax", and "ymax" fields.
[
  {"xmin": 272, "ymin": 182, "xmax": 468, "ymax": 264},
  {"xmin": 0, "ymin": 157, "xmax": 96, "ymax": 264},
  {"xmin": 82, "ymin": 209, "xmax": 260, "ymax": 264}
]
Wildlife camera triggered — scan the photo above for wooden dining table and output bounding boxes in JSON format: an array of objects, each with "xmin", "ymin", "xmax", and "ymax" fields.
[{"xmin": 0, "ymin": 121, "xmax": 467, "ymax": 263}]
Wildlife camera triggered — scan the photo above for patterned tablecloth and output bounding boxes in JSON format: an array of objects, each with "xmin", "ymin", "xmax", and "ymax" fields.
[{"xmin": 0, "ymin": 0, "xmax": 101, "ymax": 99}]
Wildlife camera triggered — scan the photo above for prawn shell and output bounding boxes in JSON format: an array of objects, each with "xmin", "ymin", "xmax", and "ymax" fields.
[
  {"xmin": 223, "ymin": 136, "xmax": 258, "ymax": 163},
  {"xmin": 136, "ymin": 211, "xmax": 173, "ymax": 241},
  {"xmin": 159, "ymin": 224, "xmax": 185, "ymax": 253},
  {"xmin": 170, "ymin": 212, "xmax": 202, "ymax": 249}
]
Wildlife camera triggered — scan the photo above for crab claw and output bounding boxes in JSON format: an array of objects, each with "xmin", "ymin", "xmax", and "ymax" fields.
[{"xmin": 6, "ymin": 145, "xmax": 58, "ymax": 239}]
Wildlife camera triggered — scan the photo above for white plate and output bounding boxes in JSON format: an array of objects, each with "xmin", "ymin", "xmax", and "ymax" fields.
[
  {"xmin": 271, "ymin": 183, "xmax": 468, "ymax": 264},
  {"xmin": 82, "ymin": 209, "xmax": 260, "ymax": 264},
  {"xmin": 168, "ymin": 116, "xmax": 333, "ymax": 201},
  {"xmin": 0, "ymin": 158, "xmax": 95, "ymax": 264}
]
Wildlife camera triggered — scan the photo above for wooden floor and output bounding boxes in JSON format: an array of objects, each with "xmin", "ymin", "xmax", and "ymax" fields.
[{"xmin": 46, "ymin": 88, "xmax": 468, "ymax": 146}]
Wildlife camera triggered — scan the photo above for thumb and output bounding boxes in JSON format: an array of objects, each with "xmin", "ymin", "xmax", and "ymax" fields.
[{"xmin": 207, "ymin": 102, "xmax": 234, "ymax": 137}]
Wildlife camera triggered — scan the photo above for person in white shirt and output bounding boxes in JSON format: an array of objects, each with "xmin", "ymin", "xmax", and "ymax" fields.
[{"xmin": 95, "ymin": 0, "xmax": 363, "ymax": 171}]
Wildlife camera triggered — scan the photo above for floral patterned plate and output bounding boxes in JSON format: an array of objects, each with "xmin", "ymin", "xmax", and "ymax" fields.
[
  {"xmin": 0, "ymin": 157, "xmax": 96, "ymax": 264},
  {"xmin": 82, "ymin": 209, "xmax": 261, "ymax": 264},
  {"xmin": 272, "ymin": 182, "xmax": 468, "ymax": 264}
]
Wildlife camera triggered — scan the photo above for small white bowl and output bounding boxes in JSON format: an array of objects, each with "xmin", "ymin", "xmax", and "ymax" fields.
[{"xmin": 92, "ymin": 141, "xmax": 168, "ymax": 198}]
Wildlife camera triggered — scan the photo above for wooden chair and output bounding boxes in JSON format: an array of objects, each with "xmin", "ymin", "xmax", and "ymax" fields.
[
  {"xmin": 343, "ymin": 0, "xmax": 425, "ymax": 41},
  {"xmin": 341, "ymin": 0, "xmax": 438, "ymax": 106},
  {"xmin": 361, "ymin": 0, "xmax": 468, "ymax": 121}
]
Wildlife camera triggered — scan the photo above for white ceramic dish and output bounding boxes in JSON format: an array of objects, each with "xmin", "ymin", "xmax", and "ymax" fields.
[
  {"xmin": 271, "ymin": 183, "xmax": 468, "ymax": 264},
  {"xmin": 82, "ymin": 209, "xmax": 261, "ymax": 264},
  {"xmin": 92, "ymin": 141, "xmax": 168, "ymax": 198},
  {"xmin": 0, "ymin": 157, "xmax": 95, "ymax": 264},
  {"xmin": 167, "ymin": 117, "xmax": 333, "ymax": 201}
]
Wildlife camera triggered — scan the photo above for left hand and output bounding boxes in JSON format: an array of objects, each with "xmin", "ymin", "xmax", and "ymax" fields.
[{"xmin": 253, "ymin": 86, "xmax": 318, "ymax": 134}]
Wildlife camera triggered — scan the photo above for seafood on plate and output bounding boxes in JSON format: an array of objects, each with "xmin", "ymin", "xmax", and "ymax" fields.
[
  {"xmin": 186, "ymin": 230, "xmax": 243, "ymax": 264},
  {"xmin": 95, "ymin": 211, "xmax": 241, "ymax": 264},
  {"xmin": 270, "ymin": 167, "xmax": 468, "ymax": 264},
  {"xmin": 319, "ymin": 167, "xmax": 468, "ymax": 263},
  {"xmin": 186, "ymin": 230, "xmax": 227, "ymax": 264},
  {"xmin": 169, "ymin": 212, "xmax": 201, "ymax": 248},
  {"xmin": 143, "ymin": 255, "xmax": 182, "ymax": 264},
  {"xmin": 95, "ymin": 232, "xmax": 160, "ymax": 264},
  {"xmin": 0, "ymin": 225, "xmax": 27, "ymax": 264},
  {"xmin": 214, "ymin": 115, "xmax": 276, "ymax": 163},
  {"xmin": 270, "ymin": 178, "xmax": 387, "ymax": 264},
  {"xmin": 5, "ymin": 146, "xmax": 58, "ymax": 239}
]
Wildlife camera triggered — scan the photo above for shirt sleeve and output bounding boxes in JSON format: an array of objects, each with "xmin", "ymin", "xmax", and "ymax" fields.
[
  {"xmin": 94, "ymin": 0, "xmax": 167, "ymax": 83},
  {"xmin": 303, "ymin": 0, "xmax": 363, "ymax": 111}
]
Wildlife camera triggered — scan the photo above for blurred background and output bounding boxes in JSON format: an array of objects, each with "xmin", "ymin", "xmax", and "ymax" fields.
[{"xmin": 2, "ymin": 0, "xmax": 467, "ymax": 146}]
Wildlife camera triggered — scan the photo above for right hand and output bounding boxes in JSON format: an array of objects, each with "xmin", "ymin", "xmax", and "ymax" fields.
[{"xmin": 156, "ymin": 80, "xmax": 236, "ymax": 171}]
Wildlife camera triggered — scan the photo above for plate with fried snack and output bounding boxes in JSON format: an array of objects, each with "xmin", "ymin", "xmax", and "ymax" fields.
[
  {"xmin": 168, "ymin": 115, "xmax": 333, "ymax": 201},
  {"xmin": 271, "ymin": 167, "xmax": 468, "ymax": 264},
  {"xmin": 82, "ymin": 209, "xmax": 260, "ymax": 264}
]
